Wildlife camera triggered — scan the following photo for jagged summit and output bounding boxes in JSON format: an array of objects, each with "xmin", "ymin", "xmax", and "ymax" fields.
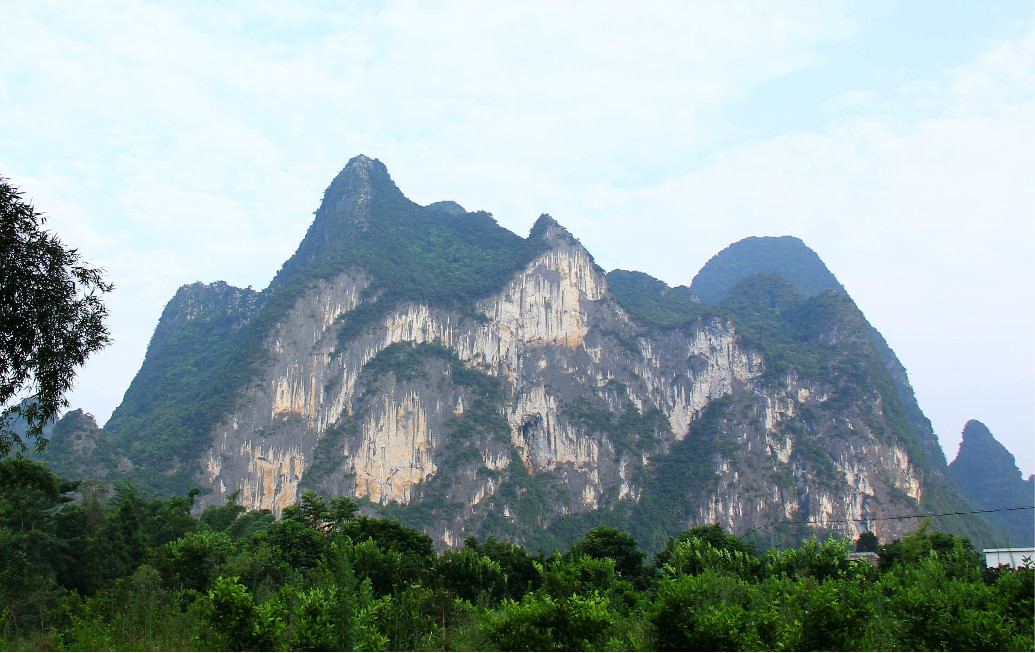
[
  {"xmin": 690, "ymin": 235, "xmax": 845, "ymax": 305},
  {"xmin": 269, "ymin": 156, "xmax": 416, "ymax": 288},
  {"xmin": 149, "ymin": 281, "xmax": 257, "ymax": 351},
  {"xmin": 317, "ymin": 154, "xmax": 407, "ymax": 224},
  {"xmin": 529, "ymin": 213, "xmax": 580, "ymax": 248}
]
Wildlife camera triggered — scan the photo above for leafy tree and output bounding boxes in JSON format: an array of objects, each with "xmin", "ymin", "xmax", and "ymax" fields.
[
  {"xmin": 201, "ymin": 576, "xmax": 286, "ymax": 651},
  {"xmin": 567, "ymin": 526, "xmax": 645, "ymax": 580},
  {"xmin": 762, "ymin": 535, "xmax": 861, "ymax": 582},
  {"xmin": 343, "ymin": 515, "xmax": 435, "ymax": 559},
  {"xmin": 0, "ymin": 456, "xmax": 77, "ymax": 637},
  {"xmin": 654, "ymin": 523, "xmax": 757, "ymax": 571},
  {"xmin": 544, "ymin": 554, "xmax": 624, "ymax": 599},
  {"xmin": 142, "ymin": 488, "xmax": 201, "ymax": 547},
  {"xmin": 225, "ymin": 508, "xmax": 275, "ymax": 540},
  {"xmin": 93, "ymin": 484, "xmax": 150, "ymax": 584},
  {"xmin": 481, "ymin": 592, "xmax": 616, "ymax": 651},
  {"xmin": 200, "ymin": 489, "xmax": 246, "ymax": 532},
  {"xmin": 464, "ymin": 535, "xmax": 543, "ymax": 600},
  {"xmin": 254, "ymin": 519, "xmax": 327, "ymax": 571},
  {"xmin": 879, "ymin": 523, "xmax": 981, "ymax": 580},
  {"xmin": 283, "ymin": 490, "xmax": 331, "ymax": 531},
  {"xmin": 342, "ymin": 537, "xmax": 409, "ymax": 597},
  {"xmin": 154, "ymin": 530, "xmax": 235, "ymax": 592},
  {"xmin": 0, "ymin": 461, "xmax": 1029, "ymax": 652},
  {"xmin": 651, "ymin": 572, "xmax": 770, "ymax": 651},
  {"xmin": 285, "ymin": 586, "xmax": 339, "ymax": 651},
  {"xmin": 436, "ymin": 548, "xmax": 508, "ymax": 604},
  {"xmin": 855, "ymin": 530, "xmax": 880, "ymax": 553},
  {"xmin": 659, "ymin": 536, "xmax": 759, "ymax": 581},
  {"xmin": 328, "ymin": 496, "xmax": 359, "ymax": 526},
  {"xmin": 0, "ymin": 178, "xmax": 112, "ymax": 455}
]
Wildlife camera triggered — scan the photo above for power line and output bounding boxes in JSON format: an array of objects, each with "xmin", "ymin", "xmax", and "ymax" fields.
[{"xmin": 739, "ymin": 505, "xmax": 1035, "ymax": 538}]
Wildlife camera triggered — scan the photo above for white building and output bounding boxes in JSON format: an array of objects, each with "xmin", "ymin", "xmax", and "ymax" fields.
[{"xmin": 983, "ymin": 547, "xmax": 1035, "ymax": 568}]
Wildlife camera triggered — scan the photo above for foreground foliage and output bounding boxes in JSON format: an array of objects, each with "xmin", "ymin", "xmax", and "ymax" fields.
[{"xmin": 1, "ymin": 457, "xmax": 1031, "ymax": 651}]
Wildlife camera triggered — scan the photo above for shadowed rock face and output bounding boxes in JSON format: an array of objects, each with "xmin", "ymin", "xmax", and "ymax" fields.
[
  {"xmin": 90, "ymin": 156, "xmax": 988, "ymax": 551},
  {"xmin": 950, "ymin": 420, "xmax": 1034, "ymax": 546}
]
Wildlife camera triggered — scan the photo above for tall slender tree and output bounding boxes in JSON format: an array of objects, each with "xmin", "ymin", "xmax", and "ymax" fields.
[{"xmin": 0, "ymin": 177, "xmax": 112, "ymax": 455}]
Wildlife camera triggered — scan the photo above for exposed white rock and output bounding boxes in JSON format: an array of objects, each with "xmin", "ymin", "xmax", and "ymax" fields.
[{"xmin": 353, "ymin": 392, "xmax": 436, "ymax": 504}]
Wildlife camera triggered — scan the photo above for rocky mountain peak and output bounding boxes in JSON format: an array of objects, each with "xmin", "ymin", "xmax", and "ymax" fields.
[
  {"xmin": 318, "ymin": 154, "xmax": 405, "ymax": 224},
  {"xmin": 165, "ymin": 281, "xmax": 255, "ymax": 320},
  {"xmin": 269, "ymin": 156, "xmax": 416, "ymax": 287},
  {"xmin": 140, "ymin": 280, "xmax": 259, "ymax": 385},
  {"xmin": 529, "ymin": 213, "xmax": 581, "ymax": 248}
]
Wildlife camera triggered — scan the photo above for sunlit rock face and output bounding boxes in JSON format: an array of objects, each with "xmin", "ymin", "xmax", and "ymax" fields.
[{"xmin": 107, "ymin": 156, "xmax": 981, "ymax": 550}]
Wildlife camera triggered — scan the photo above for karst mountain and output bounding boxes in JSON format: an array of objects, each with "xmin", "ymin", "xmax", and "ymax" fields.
[{"xmin": 41, "ymin": 155, "xmax": 1015, "ymax": 550}]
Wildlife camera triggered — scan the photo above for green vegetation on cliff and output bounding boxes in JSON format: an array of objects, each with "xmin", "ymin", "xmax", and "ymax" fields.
[
  {"xmin": 102, "ymin": 282, "xmax": 260, "ymax": 495},
  {"xmin": 278, "ymin": 157, "xmax": 546, "ymax": 326},
  {"xmin": 606, "ymin": 270, "xmax": 713, "ymax": 328}
]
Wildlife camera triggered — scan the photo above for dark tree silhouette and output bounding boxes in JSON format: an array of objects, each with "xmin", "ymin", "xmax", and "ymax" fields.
[{"xmin": 0, "ymin": 177, "xmax": 112, "ymax": 455}]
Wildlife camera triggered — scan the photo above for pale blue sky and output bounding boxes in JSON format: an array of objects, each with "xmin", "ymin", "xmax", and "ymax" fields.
[{"xmin": 1, "ymin": 1, "xmax": 1032, "ymax": 474}]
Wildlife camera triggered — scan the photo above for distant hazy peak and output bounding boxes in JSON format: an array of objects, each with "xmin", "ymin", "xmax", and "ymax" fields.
[
  {"xmin": 951, "ymin": 420, "xmax": 1022, "ymax": 474},
  {"xmin": 343, "ymin": 153, "xmax": 386, "ymax": 179},
  {"xmin": 960, "ymin": 419, "xmax": 996, "ymax": 445},
  {"xmin": 949, "ymin": 419, "xmax": 1034, "ymax": 546},
  {"xmin": 336, "ymin": 154, "xmax": 391, "ymax": 190},
  {"xmin": 690, "ymin": 235, "xmax": 845, "ymax": 305}
]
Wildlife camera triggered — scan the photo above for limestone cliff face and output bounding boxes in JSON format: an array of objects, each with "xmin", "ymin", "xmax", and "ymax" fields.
[
  {"xmin": 196, "ymin": 223, "xmax": 932, "ymax": 547},
  {"xmin": 108, "ymin": 155, "xmax": 979, "ymax": 550},
  {"xmin": 694, "ymin": 371, "xmax": 926, "ymax": 543},
  {"xmin": 197, "ymin": 214, "xmax": 772, "ymax": 534}
]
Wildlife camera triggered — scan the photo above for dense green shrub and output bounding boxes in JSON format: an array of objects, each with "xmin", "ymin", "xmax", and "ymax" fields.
[{"xmin": 1, "ymin": 459, "xmax": 1032, "ymax": 651}]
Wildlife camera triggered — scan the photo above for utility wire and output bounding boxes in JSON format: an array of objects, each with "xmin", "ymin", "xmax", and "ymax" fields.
[{"xmin": 739, "ymin": 504, "xmax": 1035, "ymax": 538}]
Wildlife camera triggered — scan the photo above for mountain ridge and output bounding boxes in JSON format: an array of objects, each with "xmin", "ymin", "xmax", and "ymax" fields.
[{"xmin": 42, "ymin": 156, "xmax": 997, "ymax": 550}]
